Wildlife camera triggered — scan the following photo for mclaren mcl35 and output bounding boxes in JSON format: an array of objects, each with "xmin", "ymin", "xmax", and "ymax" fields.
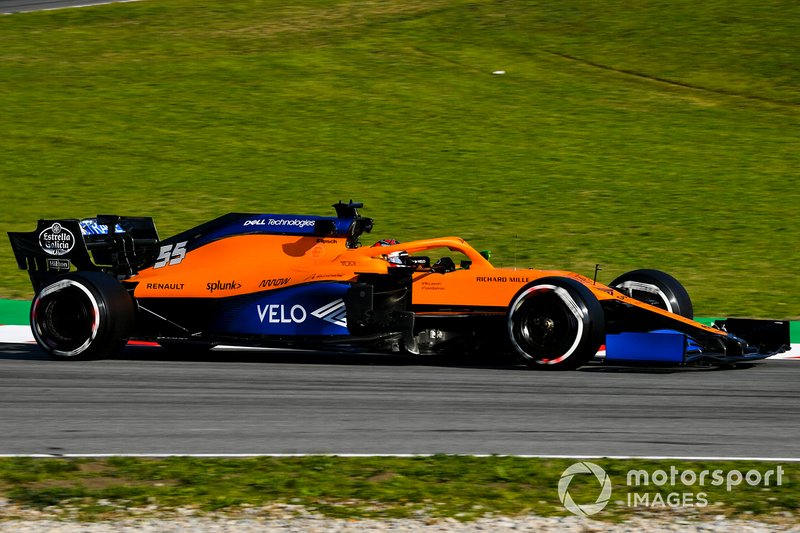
[{"xmin": 8, "ymin": 202, "xmax": 789, "ymax": 369}]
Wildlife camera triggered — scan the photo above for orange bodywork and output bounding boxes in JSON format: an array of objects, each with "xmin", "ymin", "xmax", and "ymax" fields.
[
  {"xmin": 129, "ymin": 233, "xmax": 724, "ymax": 338},
  {"xmin": 15, "ymin": 204, "xmax": 784, "ymax": 367}
]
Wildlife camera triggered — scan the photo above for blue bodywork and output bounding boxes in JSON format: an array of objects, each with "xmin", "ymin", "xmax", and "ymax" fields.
[
  {"xmin": 80, "ymin": 219, "xmax": 126, "ymax": 235},
  {"xmin": 603, "ymin": 327, "xmax": 781, "ymax": 365},
  {"xmin": 198, "ymin": 214, "xmax": 351, "ymax": 244},
  {"xmin": 160, "ymin": 211, "xmax": 364, "ymax": 253},
  {"xmin": 212, "ymin": 283, "xmax": 351, "ymax": 336},
  {"xmin": 605, "ymin": 331, "xmax": 689, "ymax": 364}
]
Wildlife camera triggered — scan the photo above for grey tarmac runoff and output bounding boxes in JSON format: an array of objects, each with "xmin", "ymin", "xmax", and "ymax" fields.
[
  {"xmin": 1, "ymin": 0, "xmax": 140, "ymax": 14},
  {"xmin": 0, "ymin": 343, "xmax": 798, "ymax": 457}
]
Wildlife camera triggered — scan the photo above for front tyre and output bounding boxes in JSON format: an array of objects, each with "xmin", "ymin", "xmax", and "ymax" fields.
[
  {"xmin": 508, "ymin": 277, "xmax": 605, "ymax": 370},
  {"xmin": 31, "ymin": 272, "xmax": 134, "ymax": 361},
  {"xmin": 609, "ymin": 269, "xmax": 693, "ymax": 319}
]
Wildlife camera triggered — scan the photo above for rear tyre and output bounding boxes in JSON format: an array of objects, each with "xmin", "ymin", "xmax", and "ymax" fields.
[
  {"xmin": 508, "ymin": 277, "xmax": 605, "ymax": 370},
  {"xmin": 609, "ymin": 269, "xmax": 693, "ymax": 319},
  {"xmin": 31, "ymin": 272, "xmax": 134, "ymax": 361}
]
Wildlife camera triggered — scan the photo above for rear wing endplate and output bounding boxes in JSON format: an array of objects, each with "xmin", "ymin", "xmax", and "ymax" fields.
[{"xmin": 8, "ymin": 216, "xmax": 159, "ymax": 287}]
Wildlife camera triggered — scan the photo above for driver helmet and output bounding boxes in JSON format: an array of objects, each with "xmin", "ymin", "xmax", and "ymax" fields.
[
  {"xmin": 372, "ymin": 238, "xmax": 401, "ymax": 247},
  {"xmin": 372, "ymin": 239, "xmax": 405, "ymax": 265}
]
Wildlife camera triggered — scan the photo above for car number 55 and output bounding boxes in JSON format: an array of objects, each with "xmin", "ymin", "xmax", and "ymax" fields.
[{"xmin": 154, "ymin": 241, "xmax": 188, "ymax": 268}]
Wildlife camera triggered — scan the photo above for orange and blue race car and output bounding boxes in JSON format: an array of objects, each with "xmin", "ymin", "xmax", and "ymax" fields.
[{"xmin": 8, "ymin": 202, "xmax": 790, "ymax": 369}]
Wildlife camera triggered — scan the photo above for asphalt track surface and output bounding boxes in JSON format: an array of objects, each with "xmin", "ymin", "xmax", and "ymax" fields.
[
  {"xmin": 0, "ymin": 0, "xmax": 137, "ymax": 14},
  {"xmin": 1, "ymin": 343, "xmax": 799, "ymax": 457}
]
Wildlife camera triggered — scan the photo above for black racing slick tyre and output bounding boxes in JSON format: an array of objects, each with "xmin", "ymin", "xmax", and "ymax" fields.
[
  {"xmin": 508, "ymin": 277, "xmax": 605, "ymax": 370},
  {"xmin": 609, "ymin": 269, "xmax": 693, "ymax": 319},
  {"xmin": 31, "ymin": 272, "xmax": 134, "ymax": 361}
]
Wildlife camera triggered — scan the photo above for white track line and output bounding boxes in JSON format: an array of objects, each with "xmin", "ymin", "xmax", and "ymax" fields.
[
  {"xmin": 1, "ymin": 453, "xmax": 799, "ymax": 461},
  {"xmin": 0, "ymin": 325, "xmax": 34, "ymax": 344}
]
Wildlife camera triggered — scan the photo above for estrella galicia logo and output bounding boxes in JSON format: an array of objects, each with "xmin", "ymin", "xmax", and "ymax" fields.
[
  {"xmin": 558, "ymin": 462, "xmax": 612, "ymax": 517},
  {"xmin": 39, "ymin": 223, "xmax": 75, "ymax": 256}
]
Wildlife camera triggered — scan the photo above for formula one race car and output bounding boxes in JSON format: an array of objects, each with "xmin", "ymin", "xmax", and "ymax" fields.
[{"xmin": 8, "ymin": 202, "xmax": 790, "ymax": 369}]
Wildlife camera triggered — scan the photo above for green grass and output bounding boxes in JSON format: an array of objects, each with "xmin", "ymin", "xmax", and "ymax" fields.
[
  {"xmin": 0, "ymin": 456, "xmax": 796, "ymax": 522},
  {"xmin": 0, "ymin": 0, "xmax": 798, "ymax": 318}
]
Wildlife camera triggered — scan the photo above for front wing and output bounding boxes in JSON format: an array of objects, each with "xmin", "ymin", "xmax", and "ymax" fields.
[{"xmin": 601, "ymin": 318, "xmax": 790, "ymax": 365}]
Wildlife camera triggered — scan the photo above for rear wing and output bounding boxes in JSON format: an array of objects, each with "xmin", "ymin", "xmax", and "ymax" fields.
[{"xmin": 8, "ymin": 216, "xmax": 159, "ymax": 289}]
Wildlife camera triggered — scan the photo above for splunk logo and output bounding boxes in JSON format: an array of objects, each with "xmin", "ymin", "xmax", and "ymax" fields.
[{"xmin": 206, "ymin": 279, "xmax": 242, "ymax": 293}]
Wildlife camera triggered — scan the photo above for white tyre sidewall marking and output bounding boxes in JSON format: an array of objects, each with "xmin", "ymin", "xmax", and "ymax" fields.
[
  {"xmin": 509, "ymin": 284, "xmax": 585, "ymax": 364},
  {"xmin": 32, "ymin": 279, "xmax": 100, "ymax": 357},
  {"xmin": 614, "ymin": 280, "xmax": 673, "ymax": 313}
]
